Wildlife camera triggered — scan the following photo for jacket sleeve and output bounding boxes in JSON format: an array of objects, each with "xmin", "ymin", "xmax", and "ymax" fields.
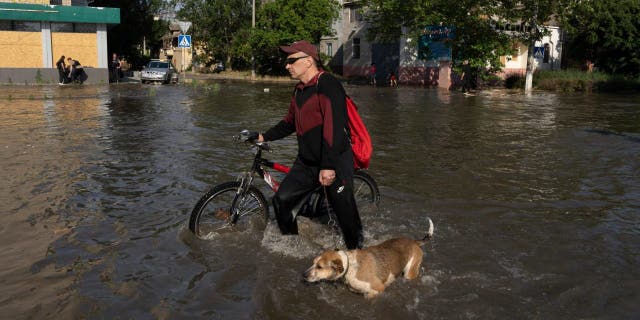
[
  {"xmin": 262, "ymin": 97, "xmax": 296, "ymax": 141},
  {"xmin": 318, "ymin": 75, "xmax": 349, "ymax": 169}
]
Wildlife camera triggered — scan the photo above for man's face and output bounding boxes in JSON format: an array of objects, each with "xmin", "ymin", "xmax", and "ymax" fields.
[{"xmin": 284, "ymin": 53, "xmax": 311, "ymax": 80}]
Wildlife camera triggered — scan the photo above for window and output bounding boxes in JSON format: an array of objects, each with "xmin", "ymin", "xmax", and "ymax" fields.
[
  {"xmin": 14, "ymin": 21, "xmax": 40, "ymax": 31},
  {"xmin": 0, "ymin": 20, "xmax": 11, "ymax": 31},
  {"xmin": 73, "ymin": 23, "xmax": 96, "ymax": 33},
  {"xmin": 327, "ymin": 42, "xmax": 333, "ymax": 56},
  {"xmin": 349, "ymin": 7, "xmax": 362, "ymax": 23},
  {"xmin": 51, "ymin": 23, "xmax": 96, "ymax": 33},
  {"xmin": 52, "ymin": 22, "xmax": 73, "ymax": 32},
  {"xmin": 352, "ymin": 38, "xmax": 360, "ymax": 59}
]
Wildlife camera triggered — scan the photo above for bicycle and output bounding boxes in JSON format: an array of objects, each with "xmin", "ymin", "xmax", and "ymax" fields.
[{"xmin": 189, "ymin": 130, "xmax": 380, "ymax": 239}]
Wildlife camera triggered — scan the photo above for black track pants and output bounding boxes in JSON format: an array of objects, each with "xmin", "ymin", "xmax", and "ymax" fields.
[{"xmin": 272, "ymin": 157, "xmax": 363, "ymax": 249}]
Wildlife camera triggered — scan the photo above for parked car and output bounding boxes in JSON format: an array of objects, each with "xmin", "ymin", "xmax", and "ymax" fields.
[
  {"xmin": 213, "ymin": 61, "xmax": 224, "ymax": 73},
  {"xmin": 141, "ymin": 60, "xmax": 177, "ymax": 84}
]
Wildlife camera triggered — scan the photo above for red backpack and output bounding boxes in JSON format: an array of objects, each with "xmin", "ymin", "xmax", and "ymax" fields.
[
  {"xmin": 316, "ymin": 73, "xmax": 373, "ymax": 169},
  {"xmin": 345, "ymin": 96, "xmax": 372, "ymax": 169}
]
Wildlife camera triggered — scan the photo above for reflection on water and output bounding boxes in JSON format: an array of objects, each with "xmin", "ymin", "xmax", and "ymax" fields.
[{"xmin": 1, "ymin": 83, "xmax": 639, "ymax": 319}]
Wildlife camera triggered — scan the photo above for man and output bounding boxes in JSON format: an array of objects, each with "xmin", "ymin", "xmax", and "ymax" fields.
[
  {"xmin": 109, "ymin": 53, "xmax": 121, "ymax": 83},
  {"xmin": 461, "ymin": 59, "xmax": 474, "ymax": 93},
  {"xmin": 67, "ymin": 57, "xmax": 83, "ymax": 83},
  {"xmin": 257, "ymin": 40, "xmax": 363, "ymax": 249}
]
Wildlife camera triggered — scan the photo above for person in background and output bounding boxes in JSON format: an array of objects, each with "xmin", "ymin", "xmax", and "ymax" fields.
[
  {"xmin": 256, "ymin": 40, "xmax": 364, "ymax": 250},
  {"xmin": 460, "ymin": 59, "xmax": 475, "ymax": 93},
  {"xmin": 56, "ymin": 55, "xmax": 68, "ymax": 85},
  {"xmin": 369, "ymin": 63, "xmax": 377, "ymax": 86},
  {"xmin": 389, "ymin": 71, "xmax": 398, "ymax": 87},
  {"xmin": 67, "ymin": 57, "xmax": 84, "ymax": 83},
  {"xmin": 109, "ymin": 53, "xmax": 121, "ymax": 83}
]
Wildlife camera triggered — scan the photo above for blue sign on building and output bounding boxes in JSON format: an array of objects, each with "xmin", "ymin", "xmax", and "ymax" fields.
[
  {"xmin": 178, "ymin": 35, "xmax": 191, "ymax": 48},
  {"xmin": 418, "ymin": 26, "xmax": 455, "ymax": 60}
]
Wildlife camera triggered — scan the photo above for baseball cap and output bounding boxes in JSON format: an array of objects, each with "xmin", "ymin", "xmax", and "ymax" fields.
[{"xmin": 279, "ymin": 40, "xmax": 319, "ymax": 62}]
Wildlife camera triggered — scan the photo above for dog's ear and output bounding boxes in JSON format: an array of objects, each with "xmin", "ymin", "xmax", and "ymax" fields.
[{"xmin": 331, "ymin": 259, "xmax": 344, "ymax": 274}]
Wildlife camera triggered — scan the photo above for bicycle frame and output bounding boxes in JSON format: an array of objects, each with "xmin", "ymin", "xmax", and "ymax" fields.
[{"xmin": 246, "ymin": 142, "xmax": 290, "ymax": 193}]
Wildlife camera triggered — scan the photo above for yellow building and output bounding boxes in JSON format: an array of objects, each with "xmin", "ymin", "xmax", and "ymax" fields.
[{"xmin": 0, "ymin": 0, "xmax": 119, "ymax": 84}]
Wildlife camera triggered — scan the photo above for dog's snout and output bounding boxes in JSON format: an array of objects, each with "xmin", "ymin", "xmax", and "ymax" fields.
[{"xmin": 303, "ymin": 266, "xmax": 317, "ymax": 282}]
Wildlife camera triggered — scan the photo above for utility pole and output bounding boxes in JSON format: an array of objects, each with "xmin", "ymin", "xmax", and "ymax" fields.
[
  {"xmin": 525, "ymin": 2, "xmax": 538, "ymax": 93},
  {"xmin": 251, "ymin": 0, "xmax": 256, "ymax": 80}
]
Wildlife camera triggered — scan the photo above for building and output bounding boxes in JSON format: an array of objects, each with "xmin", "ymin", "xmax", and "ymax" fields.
[
  {"xmin": 321, "ymin": 1, "xmax": 398, "ymax": 84},
  {"xmin": 0, "ymin": 0, "xmax": 119, "ymax": 84},
  {"xmin": 500, "ymin": 26, "xmax": 563, "ymax": 76},
  {"xmin": 320, "ymin": 1, "xmax": 563, "ymax": 87}
]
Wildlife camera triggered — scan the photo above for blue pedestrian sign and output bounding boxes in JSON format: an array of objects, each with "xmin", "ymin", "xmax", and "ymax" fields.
[
  {"xmin": 178, "ymin": 35, "xmax": 191, "ymax": 48},
  {"xmin": 533, "ymin": 46, "xmax": 544, "ymax": 59}
]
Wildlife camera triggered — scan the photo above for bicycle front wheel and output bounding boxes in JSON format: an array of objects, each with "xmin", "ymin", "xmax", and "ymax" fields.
[{"xmin": 189, "ymin": 181, "xmax": 269, "ymax": 238}]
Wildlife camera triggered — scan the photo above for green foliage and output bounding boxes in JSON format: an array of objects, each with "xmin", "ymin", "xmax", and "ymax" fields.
[
  {"xmin": 559, "ymin": 0, "xmax": 640, "ymax": 76},
  {"xmin": 177, "ymin": 0, "xmax": 252, "ymax": 70},
  {"xmin": 91, "ymin": 0, "xmax": 167, "ymax": 69},
  {"xmin": 35, "ymin": 69, "xmax": 43, "ymax": 84},
  {"xmin": 362, "ymin": 0, "xmax": 562, "ymax": 75},
  {"xmin": 507, "ymin": 70, "xmax": 640, "ymax": 92},
  {"xmin": 248, "ymin": 0, "xmax": 340, "ymax": 75}
]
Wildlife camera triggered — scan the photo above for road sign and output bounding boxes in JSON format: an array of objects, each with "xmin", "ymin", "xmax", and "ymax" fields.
[
  {"xmin": 177, "ymin": 21, "xmax": 192, "ymax": 34},
  {"xmin": 178, "ymin": 35, "xmax": 191, "ymax": 48},
  {"xmin": 533, "ymin": 46, "xmax": 544, "ymax": 59}
]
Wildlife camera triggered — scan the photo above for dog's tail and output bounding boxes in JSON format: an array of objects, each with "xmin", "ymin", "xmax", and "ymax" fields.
[{"xmin": 418, "ymin": 217, "xmax": 434, "ymax": 245}]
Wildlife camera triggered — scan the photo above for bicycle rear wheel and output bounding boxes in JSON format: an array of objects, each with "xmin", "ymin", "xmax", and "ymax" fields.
[
  {"xmin": 353, "ymin": 170, "xmax": 380, "ymax": 211},
  {"xmin": 189, "ymin": 181, "xmax": 269, "ymax": 238}
]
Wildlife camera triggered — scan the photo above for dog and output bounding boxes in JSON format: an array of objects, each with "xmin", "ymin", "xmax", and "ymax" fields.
[{"xmin": 303, "ymin": 218, "xmax": 434, "ymax": 298}]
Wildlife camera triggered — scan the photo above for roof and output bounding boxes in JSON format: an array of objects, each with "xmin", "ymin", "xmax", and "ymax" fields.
[{"xmin": 0, "ymin": 2, "xmax": 119, "ymax": 24}]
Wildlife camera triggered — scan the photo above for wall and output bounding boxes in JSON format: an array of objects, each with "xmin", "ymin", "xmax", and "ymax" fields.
[
  {"xmin": 0, "ymin": 31, "xmax": 42, "ymax": 67},
  {"xmin": 0, "ymin": 68, "xmax": 108, "ymax": 84}
]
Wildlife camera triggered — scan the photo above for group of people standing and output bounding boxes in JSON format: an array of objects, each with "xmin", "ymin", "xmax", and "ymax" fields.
[
  {"xmin": 55, "ymin": 55, "xmax": 84, "ymax": 85},
  {"xmin": 369, "ymin": 63, "xmax": 398, "ymax": 87}
]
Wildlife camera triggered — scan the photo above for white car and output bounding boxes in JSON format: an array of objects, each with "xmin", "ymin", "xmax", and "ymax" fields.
[{"xmin": 141, "ymin": 61, "xmax": 177, "ymax": 84}]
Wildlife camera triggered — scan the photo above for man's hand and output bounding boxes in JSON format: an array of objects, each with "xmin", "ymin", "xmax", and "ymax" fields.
[{"xmin": 319, "ymin": 169, "xmax": 336, "ymax": 186}]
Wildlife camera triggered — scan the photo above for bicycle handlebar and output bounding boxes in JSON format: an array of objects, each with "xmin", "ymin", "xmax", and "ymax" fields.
[{"xmin": 239, "ymin": 129, "xmax": 270, "ymax": 151}]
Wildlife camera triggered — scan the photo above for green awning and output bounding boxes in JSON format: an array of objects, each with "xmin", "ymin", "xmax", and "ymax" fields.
[{"xmin": 0, "ymin": 3, "xmax": 119, "ymax": 24}]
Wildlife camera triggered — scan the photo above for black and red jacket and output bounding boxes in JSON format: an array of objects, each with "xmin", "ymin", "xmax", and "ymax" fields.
[{"xmin": 263, "ymin": 72, "xmax": 351, "ymax": 170}]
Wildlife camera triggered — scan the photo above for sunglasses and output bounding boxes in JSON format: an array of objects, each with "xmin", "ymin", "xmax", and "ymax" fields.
[{"xmin": 284, "ymin": 55, "xmax": 309, "ymax": 65}]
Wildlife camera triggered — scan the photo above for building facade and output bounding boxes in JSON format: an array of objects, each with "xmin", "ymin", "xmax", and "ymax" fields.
[
  {"xmin": 320, "ymin": 1, "xmax": 563, "ymax": 87},
  {"xmin": 0, "ymin": 0, "xmax": 119, "ymax": 84}
]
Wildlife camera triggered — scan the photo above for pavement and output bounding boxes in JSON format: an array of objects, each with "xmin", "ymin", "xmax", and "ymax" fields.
[{"xmin": 117, "ymin": 70, "xmax": 295, "ymax": 84}]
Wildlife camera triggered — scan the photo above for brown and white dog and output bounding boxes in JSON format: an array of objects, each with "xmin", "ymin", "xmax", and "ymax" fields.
[{"xmin": 303, "ymin": 218, "xmax": 434, "ymax": 298}]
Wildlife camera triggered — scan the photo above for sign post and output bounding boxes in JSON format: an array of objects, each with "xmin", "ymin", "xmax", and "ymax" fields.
[{"xmin": 178, "ymin": 34, "xmax": 191, "ymax": 83}]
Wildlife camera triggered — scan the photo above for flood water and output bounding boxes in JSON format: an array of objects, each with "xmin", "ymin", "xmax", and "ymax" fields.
[{"xmin": 1, "ymin": 82, "xmax": 639, "ymax": 319}]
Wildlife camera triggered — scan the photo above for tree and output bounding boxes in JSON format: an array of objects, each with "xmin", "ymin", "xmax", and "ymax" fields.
[
  {"xmin": 248, "ymin": 0, "xmax": 340, "ymax": 75},
  {"xmin": 560, "ymin": 0, "xmax": 640, "ymax": 77},
  {"xmin": 362, "ymin": 0, "xmax": 563, "ymax": 88},
  {"xmin": 91, "ymin": 0, "xmax": 167, "ymax": 68},
  {"xmin": 175, "ymin": 0, "xmax": 253, "ymax": 70}
]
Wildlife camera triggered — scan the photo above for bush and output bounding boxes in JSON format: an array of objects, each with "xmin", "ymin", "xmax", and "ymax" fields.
[
  {"xmin": 504, "ymin": 74, "xmax": 524, "ymax": 89},
  {"xmin": 533, "ymin": 70, "xmax": 640, "ymax": 92}
]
